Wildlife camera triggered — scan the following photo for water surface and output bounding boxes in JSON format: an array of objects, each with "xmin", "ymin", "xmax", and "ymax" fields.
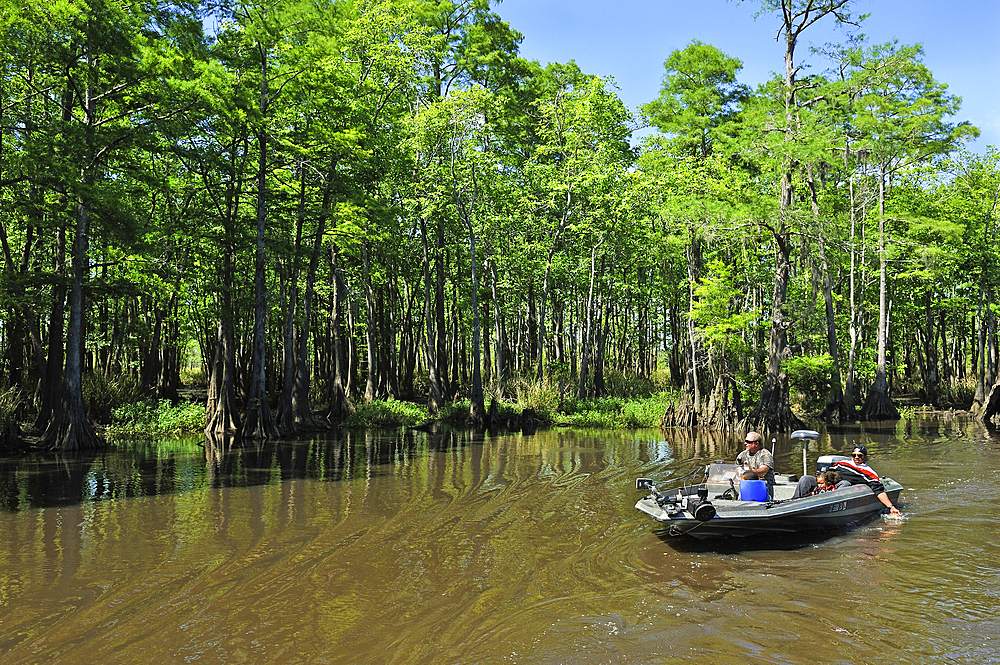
[{"xmin": 1, "ymin": 416, "xmax": 998, "ymax": 663}]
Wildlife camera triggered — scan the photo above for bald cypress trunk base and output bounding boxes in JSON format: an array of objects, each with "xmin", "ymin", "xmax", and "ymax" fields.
[
  {"xmin": 205, "ymin": 325, "xmax": 241, "ymax": 436},
  {"xmin": 241, "ymin": 397, "xmax": 279, "ymax": 441},
  {"xmin": 326, "ymin": 383, "xmax": 356, "ymax": 423},
  {"xmin": 741, "ymin": 374, "xmax": 804, "ymax": 434},
  {"xmin": 0, "ymin": 408, "xmax": 22, "ymax": 454},
  {"xmin": 467, "ymin": 398, "xmax": 487, "ymax": 432},
  {"xmin": 978, "ymin": 373, "xmax": 1000, "ymax": 425},
  {"xmin": 860, "ymin": 374, "xmax": 899, "ymax": 421},
  {"xmin": 661, "ymin": 391, "xmax": 698, "ymax": 428},
  {"xmin": 40, "ymin": 388, "xmax": 104, "ymax": 452},
  {"xmin": 819, "ymin": 388, "xmax": 852, "ymax": 425},
  {"xmin": 701, "ymin": 375, "xmax": 743, "ymax": 432}
]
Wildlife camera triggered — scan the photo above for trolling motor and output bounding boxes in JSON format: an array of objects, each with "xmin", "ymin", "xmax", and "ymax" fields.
[
  {"xmin": 636, "ymin": 478, "xmax": 681, "ymax": 514},
  {"xmin": 636, "ymin": 477, "xmax": 673, "ymax": 507},
  {"xmin": 636, "ymin": 478, "xmax": 655, "ymax": 491},
  {"xmin": 636, "ymin": 476, "xmax": 715, "ymax": 521}
]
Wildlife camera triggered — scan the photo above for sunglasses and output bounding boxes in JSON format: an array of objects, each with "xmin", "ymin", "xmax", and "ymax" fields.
[
  {"xmin": 852, "ymin": 453, "xmax": 865, "ymax": 458},
  {"xmin": 744, "ymin": 440, "xmax": 759, "ymax": 444}
]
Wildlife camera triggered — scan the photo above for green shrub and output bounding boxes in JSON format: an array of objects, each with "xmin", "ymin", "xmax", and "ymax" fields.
[
  {"xmin": 783, "ymin": 354, "xmax": 835, "ymax": 413},
  {"xmin": 511, "ymin": 377, "xmax": 564, "ymax": 421},
  {"xmin": 933, "ymin": 377, "xmax": 976, "ymax": 408},
  {"xmin": 180, "ymin": 366, "xmax": 208, "ymax": 387},
  {"xmin": 558, "ymin": 392, "xmax": 674, "ymax": 429},
  {"xmin": 0, "ymin": 386, "xmax": 29, "ymax": 422},
  {"xmin": 344, "ymin": 399, "xmax": 429, "ymax": 428},
  {"xmin": 438, "ymin": 399, "xmax": 482, "ymax": 425},
  {"xmin": 600, "ymin": 368, "xmax": 658, "ymax": 398},
  {"xmin": 619, "ymin": 393, "xmax": 675, "ymax": 427},
  {"xmin": 106, "ymin": 399, "xmax": 206, "ymax": 437},
  {"xmin": 84, "ymin": 371, "xmax": 144, "ymax": 424},
  {"xmin": 562, "ymin": 410, "xmax": 619, "ymax": 428}
]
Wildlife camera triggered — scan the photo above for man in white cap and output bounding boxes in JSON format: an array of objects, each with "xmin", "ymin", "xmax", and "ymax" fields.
[{"xmin": 736, "ymin": 432, "xmax": 774, "ymax": 496}]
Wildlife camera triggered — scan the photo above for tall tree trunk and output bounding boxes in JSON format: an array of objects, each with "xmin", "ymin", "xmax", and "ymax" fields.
[
  {"xmin": 988, "ymin": 309, "xmax": 997, "ymax": 390},
  {"xmin": 274, "ymin": 166, "xmax": 306, "ymax": 433},
  {"xmin": 536, "ymin": 206, "xmax": 569, "ymax": 381},
  {"xmin": 527, "ymin": 282, "xmax": 537, "ymax": 374},
  {"xmin": 158, "ymin": 293, "xmax": 181, "ymax": 401},
  {"xmin": 290, "ymin": 157, "xmax": 336, "ymax": 430},
  {"xmin": 205, "ymin": 314, "xmax": 241, "ymax": 435},
  {"xmin": 817, "ymin": 235, "xmax": 849, "ymax": 422},
  {"xmin": 290, "ymin": 218, "xmax": 324, "ymax": 429},
  {"xmin": 41, "ymin": 195, "xmax": 103, "ymax": 450},
  {"xmin": 421, "ymin": 216, "xmax": 442, "ymax": 414},
  {"xmin": 743, "ymin": 0, "xmax": 853, "ymax": 433},
  {"xmin": 578, "ymin": 243, "xmax": 604, "ymax": 400},
  {"xmin": 742, "ymin": 229, "xmax": 805, "ymax": 433},
  {"xmin": 41, "ymin": 54, "xmax": 102, "ymax": 452},
  {"xmin": 973, "ymin": 287, "xmax": 987, "ymax": 412},
  {"xmin": 917, "ymin": 294, "xmax": 939, "ymax": 406},
  {"xmin": 399, "ymin": 278, "xmax": 417, "ymax": 400},
  {"xmin": 593, "ymin": 296, "xmax": 610, "ymax": 398},
  {"xmin": 665, "ymin": 231, "xmax": 706, "ymax": 428},
  {"xmin": 806, "ymin": 168, "xmax": 849, "ymax": 424},
  {"xmin": 487, "ymin": 255, "xmax": 507, "ymax": 395},
  {"xmin": 686, "ymin": 233, "xmax": 702, "ymax": 406},
  {"xmin": 35, "ymin": 91, "xmax": 74, "ymax": 431},
  {"xmin": 326, "ymin": 251, "xmax": 355, "ymax": 421},
  {"xmin": 140, "ymin": 306, "xmax": 163, "ymax": 396},
  {"xmin": 204, "ymin": 131, "xmax": 246, "ymax": 436},
  {"xmin": 0, "ymin": 220, "xmax": 45, "ymax": 397},
  {"xmin": 362, "ymin": 239, "xmax": 378, "ymax": 403},
  {"xmin": 845, "ymin": 163, "xmax": 861, "ymax": 412},
  {"xmin": 463, "ymin": 225, "xmax": 486, "ymax": 430},
  {"xmin": 861, "ymin": 167, "xmax": 900, "ymax": 420},
  {"xmin": 435, "ymin": 219, "xmax": 449, "ymax": 400},
  {"xmin": 241, "ymin": 43, "xmax": 278, "ymax": 441},
  {"xmin": 450, "ymin": 277, "xmax": 460, "ymax": 395}
]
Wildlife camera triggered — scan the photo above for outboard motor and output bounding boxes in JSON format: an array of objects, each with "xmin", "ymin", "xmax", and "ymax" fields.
[
  {"xmin": 816, "ymin": 454, "xmax": 851, "ymax": 473},
  {"xmin": 687, "ymin": 487, "xmax": 717, "ymax": 522}
]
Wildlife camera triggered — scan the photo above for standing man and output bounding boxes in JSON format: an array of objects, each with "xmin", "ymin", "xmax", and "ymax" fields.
[
  {"xmin": 830, "ymin": 445, "xmax": 902, "ymax": 516},
  {"xmin": 737, "ymin": 432, "xmax": 775, "ymax": 494}
]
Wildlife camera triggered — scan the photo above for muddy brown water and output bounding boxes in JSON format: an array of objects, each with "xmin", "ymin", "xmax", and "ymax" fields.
[{"xmin": 1, "ymin": 415, "xmax": 998, "ymax": 664}]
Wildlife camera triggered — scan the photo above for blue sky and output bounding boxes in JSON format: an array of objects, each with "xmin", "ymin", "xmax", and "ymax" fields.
[{"xmin": 494, "ymin": 0, "xmax": 999, "ymax": 153}]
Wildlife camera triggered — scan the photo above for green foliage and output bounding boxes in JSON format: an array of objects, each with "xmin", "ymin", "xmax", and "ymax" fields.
[
  {"xmin": 83, "ymin": 372, "xmax": 145, "ymax": 425},
  {"xmin": 937, "ymin": 378, "xmax": 977, "ymax": 408},
  {"xmin": 106, "ymin": 399, "xmax": 206, "ymax": 438},
  {"xmin": 343, "ymin": 400, "xmax": 430, "ymax": 428},
  {"xmin": 783, "ymin": 354, "xmax": 835, "ymax": 413},
  {"xmin": 558, "ymin": 392, "xmax": 676, "ymax": 428},
  {"xmin": 643, "ymin": 40, "xmax": 748, "ymax": 158},
  {"xmin": 180, "ymin": 366, "xmax": 208, "ymax": 387},
  {"xmin": 599, "ymin": 369, "xmax": 659, "ymax": 398},
  {"xmin": 0, "ymin": 387, "xmax": 29, "ymax": 420},
  {"xmin": 511, "ymin": 378, "xmax": 565, "ymax": 422},
  {"xmin": 690, "ymin": 259, "xmax": 757, "ymax": 360},
  {"xmin": 438, "ymin": 400, "xmax": 473, "ymax": 426}
]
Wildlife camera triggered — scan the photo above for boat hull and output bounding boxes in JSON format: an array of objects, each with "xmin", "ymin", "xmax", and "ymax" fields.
[{"xmin": 636, "ymin": 480, "xmax": 903, "ymax": 540}]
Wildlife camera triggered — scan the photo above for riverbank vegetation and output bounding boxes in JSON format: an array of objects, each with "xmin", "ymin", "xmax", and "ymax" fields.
[{"xmin": 1, "ymin": 0, "xmax": 999, "ymax": 452}]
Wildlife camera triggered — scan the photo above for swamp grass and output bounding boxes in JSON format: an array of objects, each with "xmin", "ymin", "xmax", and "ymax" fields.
[{"xmin": 100, "ymin": 391, "xmax": 679, "ymax": 437}]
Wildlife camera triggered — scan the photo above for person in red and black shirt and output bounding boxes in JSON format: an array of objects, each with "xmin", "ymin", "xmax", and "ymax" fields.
[{"xmin": 830, "ymin": 445, "xmax": 901, "ymax": 516}]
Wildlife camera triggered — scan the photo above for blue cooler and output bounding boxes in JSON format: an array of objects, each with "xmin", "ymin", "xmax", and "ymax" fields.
[{"xmin": 740, "ymin": 479, "xmax": 768, "ymax": 502}]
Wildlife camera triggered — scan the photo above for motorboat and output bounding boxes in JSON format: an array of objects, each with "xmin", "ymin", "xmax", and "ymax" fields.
[{"xmin": 634, "ymin": 430, "xmax": 903, "ymax": 540}]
